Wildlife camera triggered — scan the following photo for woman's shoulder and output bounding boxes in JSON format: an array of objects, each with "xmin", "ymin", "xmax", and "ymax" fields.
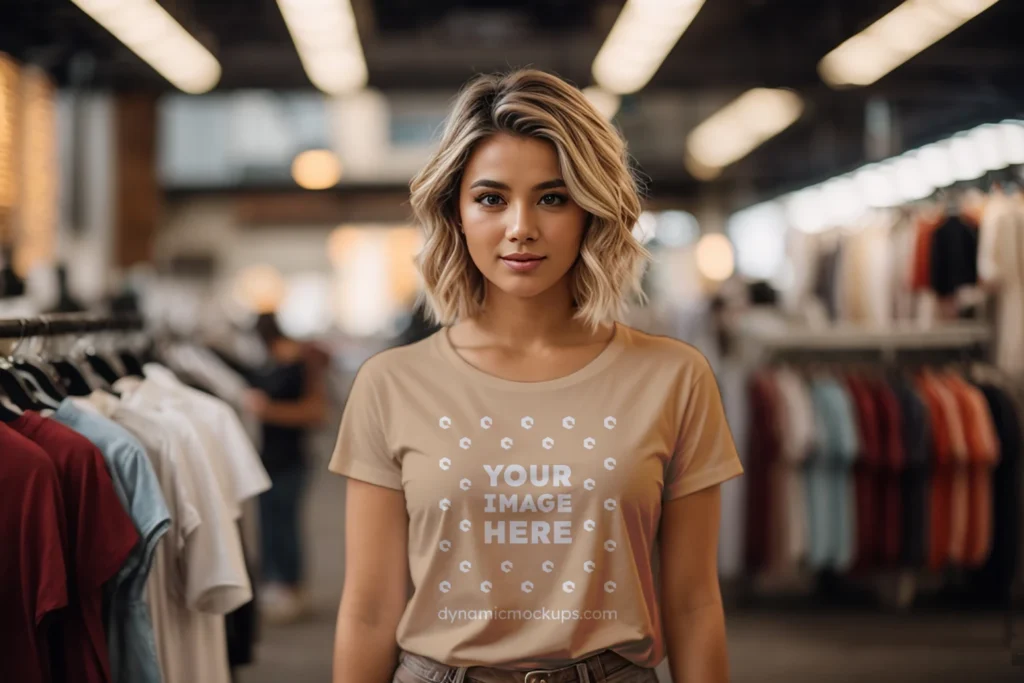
[
  {"xmin": 618, "ymin": 323, "xmax": 714, "ymax": 374},
  {"xmin": 352, "ymin": 329, "xmax": 445, "ymax": 382}
]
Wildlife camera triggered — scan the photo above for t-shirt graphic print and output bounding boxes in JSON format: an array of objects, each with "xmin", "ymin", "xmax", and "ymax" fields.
[{"xmin": 329, "ymin": 324, "xmax": 743, "ymax": 670}]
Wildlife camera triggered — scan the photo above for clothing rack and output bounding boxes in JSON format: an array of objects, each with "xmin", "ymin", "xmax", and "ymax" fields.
[
  {"xmin": 734, "ymin": 312, "xmax": 993, "ymax": 366},
  {"xmin": 0, "ymin": 312, "xmax": 145, "ymax": 339},
  {"xmin": 733, "ymin": 312, "xmax": 1020, "ymax": 648}
]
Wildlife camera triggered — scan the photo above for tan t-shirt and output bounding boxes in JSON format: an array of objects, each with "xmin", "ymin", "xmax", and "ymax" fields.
[{"xmin": 328, "ymin": 323, "xmax": 743, "ymax": 670}]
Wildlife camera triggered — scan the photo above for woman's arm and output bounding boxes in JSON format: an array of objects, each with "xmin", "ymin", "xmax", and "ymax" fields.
[
  {"xmin": 659, "ymin": 485, "xmax": 730, "ymax": 683},
  {"xmin": 333, "ymin": 478, "xmax": 409, "ymax": 683}
]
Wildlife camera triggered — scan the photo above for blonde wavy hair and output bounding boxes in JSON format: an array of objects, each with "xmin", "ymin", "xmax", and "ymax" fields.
[{"xmin": 410, "ymin": 69, "xmax": 650, "ymax": 332}]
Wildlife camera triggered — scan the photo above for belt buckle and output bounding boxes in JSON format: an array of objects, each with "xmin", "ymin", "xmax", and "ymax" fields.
[{"xmin": 523, "ymin": 672, "xmax": 550, "ymax": 683}]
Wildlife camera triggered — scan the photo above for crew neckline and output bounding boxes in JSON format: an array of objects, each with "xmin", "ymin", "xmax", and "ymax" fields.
[{"xmin": 434, "ymin": 321, "xmax": 628, "ymax": 392}]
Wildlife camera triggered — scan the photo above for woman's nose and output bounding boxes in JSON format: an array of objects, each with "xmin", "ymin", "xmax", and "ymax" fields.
[{"xmin": 507, "ymin": 204, "xmax": 539, "ymax": 242}]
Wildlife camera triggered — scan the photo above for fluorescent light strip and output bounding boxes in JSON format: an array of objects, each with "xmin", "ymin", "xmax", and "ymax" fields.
[
  {"xmin": 742, "ymin": 119, "xmax": 1024, "ymax": 235},
  {"xmin": 276, "ymin": 0, "xmax": 367, "ymax": 95},
  {"xmin": 818, "ymin": 0, "xmax": 1002, "ymax": 88},
  {"xmin": 71, "ymin": 0, "xmax": 221, "ymax": 94},
  {"xmin": 685, "ymin": 88, "xmax": 804, "ymax": 180},
  {"xmin": 592, "ymin": 0, "xmax": 706, "ymax": 95}
]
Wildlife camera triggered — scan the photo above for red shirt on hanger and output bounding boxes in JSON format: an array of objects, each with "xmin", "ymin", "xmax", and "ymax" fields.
[
  {"xmin": 0, "ymin": 424, "xmax": 68, "ymax": 683},
  {"xmin": 8, "ymin": 412, "xmax": 139, "ymax": 683}
]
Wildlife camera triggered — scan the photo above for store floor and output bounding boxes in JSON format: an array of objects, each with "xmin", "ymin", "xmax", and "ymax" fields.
[{"xmin": 236, "ymin": 462, "xmax": 1022, "ymax": 683}]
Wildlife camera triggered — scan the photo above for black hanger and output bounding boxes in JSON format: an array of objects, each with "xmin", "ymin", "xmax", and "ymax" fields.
[
  {"xmin": 0, "ymin": 389, "xmax": 21, "ymax": 421},
  {"xmin": 13, "ymin": 367, "xmax": 61, "ymax": 410},
  {"xmin": 85, "ymin": 352, "xmax": 121, "ymax": 385},
  {"xmin": 0, "ymin": 360, "xmax": 45, "ymax": 411},
  {"xmin": 118, "ymin": 349, "xmax": 145, "ymax": 378},
  {"xmin": 13, "ymin": 359, "xmax": 66, "ymax": 403},
  {"xmin": 51, "ymin": 359, "xmax": 94, "ymax": 397},
  {"xmin": 0, "ymin": 322, "xmax": 47, "ymax": 411}
]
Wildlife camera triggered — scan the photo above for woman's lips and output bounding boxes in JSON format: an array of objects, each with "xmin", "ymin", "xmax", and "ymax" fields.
[{"xmin": 500, "ymin": 256, "xmax": 545, "ymax": 272}]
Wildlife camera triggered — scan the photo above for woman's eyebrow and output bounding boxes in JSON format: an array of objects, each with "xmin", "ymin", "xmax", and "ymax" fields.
[
  {"xmin": 468, "ymin": 179, "xmax": 509, "ymax": 190},
  {"xmin": 533, "ymin": 179, "xmax": 566, "ymax": 191},
  {"xmin": 467, "ymin": 179, "xmax": 566, "ymax": 191}
]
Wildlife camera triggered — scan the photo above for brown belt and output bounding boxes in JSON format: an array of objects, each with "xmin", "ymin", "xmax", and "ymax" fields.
[{"xmin": 396, "ymin": 649, "xmax": 641, "ymax": 683}]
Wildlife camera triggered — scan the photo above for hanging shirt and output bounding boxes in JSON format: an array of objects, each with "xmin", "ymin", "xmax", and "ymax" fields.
[
  {"xmin": 978, "ymin": 194, "xmax": 1024, "ymax": 379},
  {"xmin": 890, "ymin": 377, "xmax": 931, "ymax": 569},
  {"xmin": 52, "ymin": 401, "xmax": 171, "ymax": 683},
  {"xmin": 139, "ymin": 364, "xmax": 271, "ymax": 511},
  {"xmin": 0, "ymin": 424, "xmax": 68, "ymax": 683},
  {"xmin": 772, "ymin": 367, "xmax": 814, "ymax": 570},
  {"xmin": 80, "ymin": 390, "xmax": 250, "ymax": 683},
  {"xmin": 929, "ymin": 215, "xmax": 979, "ymax": 298},
  {"xmin": 8, "ymin": 412, "xmax": 139, "ymax": 683},
  {"xmin": 329, "ymin": 324, "xmax": 743, "ymax": 669}
]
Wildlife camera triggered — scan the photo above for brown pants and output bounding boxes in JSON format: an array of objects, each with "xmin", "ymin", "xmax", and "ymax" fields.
[{"xmin": 392, "ymin": 650, "xmax": 659, "ymax": 683}]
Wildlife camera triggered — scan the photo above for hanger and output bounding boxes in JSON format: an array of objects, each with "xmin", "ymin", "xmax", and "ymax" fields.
[
  {"xmin": 84, "ymin": 328, "xmax": 123, "ymax": 385},
  {"xmin": 0, "ymin": 387, "xmax": 21, "ymax": 421},
  {"xmin": 118, "ymin": 348, "xmax": 145, "ymax": 378},
  {"xmin": 43, "ymin": 318, "xmax": 95, "ymax": 397},
  {"xmin": 11, "ymin": 322, "xmax": 66, "ymax": 405},
  {"xmin": 0, "ymin": 321, "xmax": 48, "ymax": 411}
]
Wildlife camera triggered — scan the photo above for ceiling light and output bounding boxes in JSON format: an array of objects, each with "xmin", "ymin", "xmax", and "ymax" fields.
[
  {"xmin": 818, "ymin": 0, "xmax": 1002, "ymax": 88},
  {"xmin": 948, "ymin": 134, "xmax": 985, "ymax": 181},
  {"xmin": 998, "ymin": 121, "xmax": 1024, "ymax": 165},
  {"xmin": 592, "ymin": 0, "xmax": 706, "ymax": 95},
  {"xmin": 784, "ymin": 188, "xmax": 826, "ymax": 234},
  {"xmin": 892, "ymin": 154, "xmax": 935, "ymax": 202},
  {"xmin": 71, "ymin": 0, "xmax": 221, "ymax": 94},
  {"xmin": 854, "ymin": 163, "xmax": 899, "ymax": 208},
  {"xmin": 968, "ymin": 123, "xmax": 1006, "ymax": 172},
  {"xmin": 916, "ymin": 142, "xmax": 956, "ymax": 187},
  {"xmin": 685, "ymin": 88, "xmax": 804, "ymax": 179},
  {"xmin": 292, "ymin": 149, "xmax": 342, "ymax": 190},
  {"xmin": 276, "ymin": 0, "xmax": 368, "ymax": 95},
  {"xmin": 582, "ymin": 86, "xmax": 621, "ymax": 120},
  {"xmin": 694, "ymin": 233, "xmax": 735, "ymax": 282},
  {"xmin": 820, "ymin": 176, "xmax": 866, "ymax": 224}
]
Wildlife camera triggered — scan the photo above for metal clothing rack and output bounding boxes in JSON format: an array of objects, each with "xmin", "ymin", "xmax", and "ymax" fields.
[
  {"xmin": 733, "ymin": 313, "xmax": 993, "ymax": 366},
  {"xmin": 0, "ymin": 312, "xmax": 145, "ymax": 339}
]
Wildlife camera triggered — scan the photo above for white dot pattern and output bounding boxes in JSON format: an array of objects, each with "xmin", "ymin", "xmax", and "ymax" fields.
[{"xmin": 434, "ymin": 414, "xmax": 618, "ymax": 597}]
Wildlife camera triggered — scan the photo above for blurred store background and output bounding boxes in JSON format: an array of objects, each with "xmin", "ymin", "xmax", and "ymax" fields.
[{"xmin": 2, "ymin": 1, "xmax": 1023, "ymax": 682}]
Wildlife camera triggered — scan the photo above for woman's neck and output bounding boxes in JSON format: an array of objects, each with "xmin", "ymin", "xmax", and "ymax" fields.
[{"xmin": 467, "ymin": 282, "xmax": 596, "ymax": 349}]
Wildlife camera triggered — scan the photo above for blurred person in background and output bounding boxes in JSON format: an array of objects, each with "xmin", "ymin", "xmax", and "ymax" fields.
[
  {"xmin": 245, "ymin": 312, "xmax": 328, "ymax": 624},
  {"xmin": 329, "ymin": 70, "xmax": 742, "ymax": 683}
]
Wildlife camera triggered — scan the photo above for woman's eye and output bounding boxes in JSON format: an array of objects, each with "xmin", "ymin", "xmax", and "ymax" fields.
[
  {"xmin": 539, "ymin": 193, "xmax": 567, "ymax": 206},
  {"xmin": 477, "ymin": 194, "xmax": 504, "ymax": 206}
]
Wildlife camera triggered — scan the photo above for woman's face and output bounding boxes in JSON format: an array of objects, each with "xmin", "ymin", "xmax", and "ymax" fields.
[{"xmin": 458, "ymin": 133, "xmax": 588, "ymax": 302}]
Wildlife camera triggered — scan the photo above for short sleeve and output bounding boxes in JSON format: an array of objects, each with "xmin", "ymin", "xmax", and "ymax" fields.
[
  {"xmin": 78, "ymin": 444, "xmax": 140, "ymax": 591},
  {"xmin": 663, "ymin": 357, "xmax": 744, "ymax": 501},
  {"xmin": 328, "ymin": 361, "xmax": 403, "ymax": 491}
]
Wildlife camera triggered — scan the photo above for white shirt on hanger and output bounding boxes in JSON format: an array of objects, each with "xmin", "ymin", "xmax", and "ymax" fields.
[
  {"xmin": 139, "ymin": 363, "xmax": 272, "ymax": 505},
  {"xmin": 80, "ymin": 391, "xmax": 250, "ymax": 683}
]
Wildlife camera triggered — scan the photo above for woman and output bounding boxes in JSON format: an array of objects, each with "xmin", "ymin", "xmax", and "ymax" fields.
[
  {"xmin": 246, "ymin": 313, "xmax": 328, "ymax": 623},
  {"xmin": 329, "ymin": 70, "xmax": 743, "ymax": 683}
]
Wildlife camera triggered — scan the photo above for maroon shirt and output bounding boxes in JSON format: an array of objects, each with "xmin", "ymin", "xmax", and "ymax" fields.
[
  {"xmin": 0, "ymin": 424, "xmax": 68, "ymax": 683},
  {"xmin": 845, "ymin": 376, "xmax": 880, "ymax": 571},
  {"xmin": 9, "ymin": 412, "xmax": 139, "ymax": 683}
]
